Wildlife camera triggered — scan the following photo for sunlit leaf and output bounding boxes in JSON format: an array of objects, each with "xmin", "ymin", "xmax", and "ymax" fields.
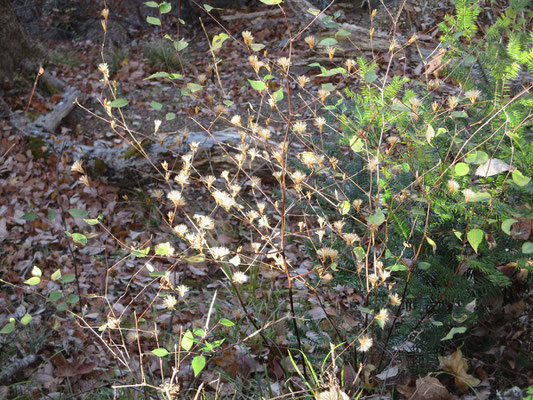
[
  {"xmin": 160, "ymin": 2, "xmax": 171, "ymax": 13},
  {"xmin": 31, "ymin": 266, "xmax": 42, "ymax": 277},
  {"xmin": 107, "ymin": 98, "xmax": 128, "ymax": 108},
  {"xmin": 146, "ymin": 16, "xmax": 161, "ymax": 26},
  {"xmin": 192, "ymin": 355, "xmax": 206, "ymax": 376},
  {"xmin": 25, "ymin": 277, "xmax": 40, "ymax": 285},
  {"xmin": 182, "ymin": 330, "xmax": 194, "ymax": 351},
  {"xmin": 512, "ymin": 169, "xmax": 531, "ymax": 186},
  {"xmin": 441, "ymin": 326, "xmax": 466, "ymax": 341},
  {"xmin": 522, "ymin": 242, "xmax": 533, "ymax": 254},
  {"xmin": 467, "ymin": 229, "xmax": 483, "ymax": 253},
  {"xmin": 0, "ymin": 319, "xmax": 15, "ymax": 334},
  {"xmin": 248, "ymin": 80, "xmax": 266, "ymax": 91},
  {"xmin": 152, "ymin": 348, "xmax": 169, "ymax": 357},
  {"xmin": 367, "ymin": 208, "xmax": 385, "ymax": 226},
  {"xmin": 259, "ymin": 0, "xmax": 282, "ymax": 4},
  {"xmin": 454, "ymin": 162, "xmax": 469, "ymax": 176},
  {"xmin": 68, "ymin": 209, "xmax": 88, "ymax": 218},
  {"xmin": 219, "ymin": 318, "xmax": 235, "ymax": 327},
  {"xmin": 340, "ymin": 200, "xmax": 350, "ymax": 215},
  {"xmin": 51, "ymin": 269, "xmax": 61, "ymax": 281},
  {"xmin": 319, "ymin": 38, "xmax": 338, "ymax": 46},
  {"xmin": 20, "ymin": 313, "xmax": 32, "ymax": 325}
]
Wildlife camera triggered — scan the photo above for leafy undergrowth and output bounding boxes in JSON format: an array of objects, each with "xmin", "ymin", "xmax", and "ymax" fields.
[{"xmin": 1, "ymin": 0, "xmax": 532, "ymax": 399}]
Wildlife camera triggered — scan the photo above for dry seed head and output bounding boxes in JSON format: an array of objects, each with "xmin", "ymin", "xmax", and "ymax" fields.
[
  {"xmin": 463, "ymin": 188, "xmax": 475, "ymax": 202},
  {"xmin": 428, "ymin": 79, "xmax": 442, "ymax": 91},
  {"xmin": 333, "ymin": 220, "xmax": 345, "ymax": 232},
  {"xmin": 214, "ymin": 104, "xmax": 226, "ymax": 115},
  {"xmin": 195, "ymin": 214, "xmax": 214, "ymax": 230},
  {"xmin": 345, "ymin": 59, "xmax": 356, "ymax": 73},
  {"xmin": 204, "ymin": 175, "xmax": 216, "ymax": 189},
  {"xmin": 154, "ymin": 119, "xmax": 162, "ymax": 135},
  {"xmin": 176, "ymin": 284, "xmax": 189, "ymax": 299},
  {"xmin": 197, "ymin": 73, "xmax": 207, "ymax": 85},
  {"xmin": 230, "ymin": 184, "xmax": 242, "ymax": 197},
  {"xmin": 167, "ymin": 190, "xmax": 184, "ymax": 207},
  {"xmin": 101, "ymin": 8, "xmax": 109, "ymax": 20},
  {"xmin": 248, "ymin": 55, "xmax": 263, "ymax": 73},
  {"xmin": 326, "ymin": 46, "xmax": 336, "ymax": 60},
  {"xmin": 314, "ymin": 116, "xmax": 326, "ymax": 132},
  {"xmin": 212, "ymin": 190, "xmax": 236, "ymax": 211},
  {"xmin": 107, "ymin": 316, "xmax": 120, "ymax": 330},
  {"xmin": 173, "ymin": 224, "xmax": 188, "ymax": 237},
  {"xmin": 174, "ymin": 173, "xmax": 189, "ymax": 186},
  {"xmin": 167, "ymin": 210, "xmax": 175, "ymax": 224},
  {"xmin": 317, "ymin": 247, "xmax": 339, "ymax": 262},
  {"xmin": 231, "ymin": 115, "xmax": 242, "ymax": 126},
  {"xmin": 247, "ymin": 210, "xmax": 259, "ymax": 223},
  {"xmin": 250, "ymin": 175, "xmax": 261, "ymax": 188},
  {"xmin": 432, "ymin": 101, "xmax": 439, "ymax": 112},
  {"xmin": 268, "ymin": 97, "xmax": 276, "ymax": 109},
  {"xmin": 221, "ymin": 170, "xmax": 230, "ymax": 182},
  {"xmin": 376, "ymin": 308, "xmax": 390, "ymax": 324},
  {"xmin": 298, "ymin": 75, "xmax": 309, "ymax": 88},
  {"xmin": 151, "ymin": 189, "xmax": 164, "ymax": 202},
  {"xmin": 293, "ymin": 121, "xmax": 307, "ymax": 135},
  {"xmin": 259, "ymin": 215, "xmax": 270, "ymax": 228},
  {"xmin": 304, "ymin": 35, "xmax": 316, "ymax": 50},
  {"xmin": 389, "ymin": 293, "xmax": 401, "ymax": 306},
  {"xmin": 408, "ymin": 96, "xmax": 421, "ymax": 111},
  {"xmin": 358, "ymin": 335, "xmax": 373, "ymax": 352},
  {"xmin": 316, "ymin": 229, "xmax": 325, "ymax": 243},
  {"xmin": 343, "ymin": 233, "xmax": 360, "ymax": 245},
  {"xmin": 448, "ymin": 179, "xmax": 460, "ymax": 193},
  {"xmin": 447, "ymin": 95, "xmax": 459, "ymax": 109},
  {"xmin": 318, "ymin": 88, "xmax": 329, "ymax": 103},
  {"xmin": 277, "ymin": 57, "xmax": 291, "ymax": 72},
  {"xmin": 126, "ymin": 330, "xmax": 138, "ymax": 343},
  {"xmin": 352, "ymin": 199, "xmax": 363, "ymax": 212},
  {"xmin": 408, "ymin": 33, "xmax": 418, "ymax": 44},
  {"xmin": 291, "ymin": 170, "xmax": 306, "ymax": 184},
  {"xmin": 231, "ymin": 271, "xmax": 248, "ymax": 285},
  {"xmin": 368, "ymin": 156, "xmax": 380, "ymax": 171},
  {"xmin": 79, "ymin": 175, "xmax": 90, "ymax": 187},
  {"xmin": 386, "ymin": 135, "xmax": 399, "ymax": 146},
  {"xmin": 98, "ymin": 63, "xmax": 109, "ymax": 81},
  {"xmin": 388, "ymin": 38, "xmax": 399, "ymax": 53},
  {"xmin": 164, "ymin": 295, "xmax": 178, "ymax": 309},
  {"xmin": 71, "ymin": 160, "xmax": 84, "ymax": 174},
  {"xmin": 242, "ymin": 30, "xmax": 254, "ymax": 47},
  {"xmin": 465, "ymin": 89, "xmax": 481, "ymax": 104},
  {"xmin": 369, "ymin": 27, "xmax": 375, "ymax": 37},
  {"xmin": 273, "ymin": 171, "xmax": 282, "ymax": 184},
  {"xmin": 210, "ymin": 246, "xmax": 230, "ymax": 260}
]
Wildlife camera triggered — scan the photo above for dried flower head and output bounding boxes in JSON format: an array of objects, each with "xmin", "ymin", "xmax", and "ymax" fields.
[
  {"xmin": 388, "ymin": 38, "xmax": 399, "ymax": 53},
  {"xmin": 376, "ymin": 308, "xmax": 390, "ymax": 325},
  {"xmin": 304, "ymin": 35, "xmax": 315, "ymax": 50},
  {"xmin": 212, "ymin": 190, "xmax": 236, "ymax": 211},
  {"xmin": 277, "ymin": 57, "xmax": 291, "ymax": 72},
  {"xmin": 210, "ymin": 246, "xmax": 230, "ymax": 260},
  {"xmin": 463, "ymin": 188, "xmax": 475, "ymax": 202},
  {"xmin": 71, "ymin": 160, "xmax": 84, "ymax": 174},
  {"xmin": 291, "ymin": 170, "xmax": 306, "ymax": 185},
  {"xmin": 197, "ymin": 73, "xmax": 207, "ymax": 85},
  {"xmin": 448, "ymin": 179, "xmax": 460, "ymax": 193},
  {"xmin": 389, "ymin": 293, "xmax": 401, "ymax": 306},
  {"xmin": 79, "ymin": 175, "xmax": 90, "ymax": 187},
  {"xmin": 368, "ymin": 156, "xmax": 380, "ymax": 171},
  {"xmin": 428, "ymin": 79, "xmax": 442, "ymax": 91},
  {"xmin": 317, "ymin": 247, "xmax": 339, "ymax": 262},
  {"xmin": 248, "ymin": 55, "xmax": 263, "ymax": 73},
  {"xmin": 176, "ymin": 284, "xmax": 189, "ymax": 299},
  {"xmin": 151, "ymin": 189, "xmax": 164, "ymax": 202},
  {"xmin": 298, "ymin": 75, "xmax": 309, "ymax": 88},
  {"xmin": 164, "ymin": 295, "xmax": 178, "ymax": 309},
  {"xmin": 167, "ymin": 190, "xmax": 184, "ymax": 207},
  {"xmin": 154, "ymin": 119, "xmax": 162, "ymax": 135},
  {"xmin": 293, "ymin": 121, "xmax": 307, "ymax": 135},
  {"xmin": 232, "ymin": 271, "xmax": 249, "ymax": 284},
  {"xmin": 204, "ymin": 175, "xmax": 216, "ymax": 190},
  {"xmin": 343, "ymin": 233, "xmax": 360, "ymax": 245},
  {"xmin": 408, "ymin": 96, "xmax": 421, "ymax": 111},
  {"xmin": 326, "ymin": 46, "xmax": 336, "ymax": 60},
  {"xmin": 194, "ymin": 214, "xmax": 214, "ymax": 230},
  {"xmin": 98, "ymin": 63, "xmax": 109, "ymax": 81},
  {"xmin": 345, "ymin": 59, "xmax": 356, "ymax": 73},
  {"xmin": 231, "ymin": 115, "xmax": 242, "ymax": 126},
  {"xmin": 259, "ymin": 127, "xmax": 271, "ymax": 141},
  {"xmin": 358, "ymin": 335, "xmax": 373, "ymax": 352},
  {"xmin": 242, "ymin": 30, "xmax": 254, "ymax": 47},
  {"xmin": 465, "ymin": 89, "xmax": 481, "ymax": 104},
  {"xmin": 173, "ymin": 224, "xmax": 188, "ymax": 237},
  {"xmin": 447, "ymin": 95, "xmax": 459, "ymax": 109}
]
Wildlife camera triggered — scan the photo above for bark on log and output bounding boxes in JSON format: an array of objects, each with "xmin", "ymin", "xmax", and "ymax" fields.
[{"xmin": 17, "ymin": 91, "xmax": 268, "ymax": 187}]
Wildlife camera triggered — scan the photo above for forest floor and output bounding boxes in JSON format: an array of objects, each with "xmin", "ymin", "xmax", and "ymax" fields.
[{"xmin": 0, "ymin": 1, "xmax": 531, "ymax": 399}]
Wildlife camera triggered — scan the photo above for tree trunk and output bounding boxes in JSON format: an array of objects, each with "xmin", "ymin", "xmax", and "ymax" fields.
[{"xmin": 0, "ymin": 0, "xmax": 41, "ymax": 79}]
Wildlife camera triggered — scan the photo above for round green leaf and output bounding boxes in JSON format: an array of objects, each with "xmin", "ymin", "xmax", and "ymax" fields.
[
  {"xmin": 31, "ymin": 266, "xmax": 42, "ymax": 277},
  {"xmin": 364, "ymin": 70, "xmax": 378, "ymax": 83},
  {"xmin": 0, "ymin": 320, "xmax": 15, "ymax": 334},
  {"xmin": 48, "ymin": 290, "xmax": 63, "ymax": 302},
  {"xmin": 455, "ymin": 162, "xmax": 470, "ymax": 176},
  {"xmin": 25, "ymin": 277, "xmax": 41, "ymax": 285},
  {"xmin": 21, "ymin": 211, "xmax": 37, "ymax": 221},
  {"xmin": 152, "ymin": 348, "xmax": 169, "ymax": 357},
  {"xmin": 512, "ymin": 169, "xmax": 531, "ymax": 187},
  {"xmin": 20, "ymin": 313, "xmax": 32, "ymax": 325},
  {"xmin": 319, "ymin": 38, "xmax": 338, "ymax": 46},
  {"xmin": 522, "ymin": 242, "xmax": 533, "ymax": 254},
  {"xmin": 166, "ymin": 112, "xmax": 176, "ymax": 121},
  {"xmin": 146, "ymin": 16, "xmax": 161, "ymax": 26},
  {"xmin": 467, "ymin": 228, "xmax": 483, "ymax": 253},
  {"xmin": 181, "ymin": 330, "xmax": 194, "ymax": 351},
  {"xmin": 367, "ymin": 208, "xmax": 385, "ymax": 226}
]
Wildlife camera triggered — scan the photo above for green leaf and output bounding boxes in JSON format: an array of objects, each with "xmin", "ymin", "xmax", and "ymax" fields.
[
  {"xmin": 192, "ymin": 355, "xmax": 206, "ymax": 376},
  {"xmin": 187, "ymin": 83, "xmax": 203, "ymax": 93},
  {"xmin": 273, "ymin": 89, "xmax": 283, "ymax": 101},
  {"xmin": 522, "ymin": 242, "xmax": 533, "ymax": 254},
  {"xmin": 212, "ymin": 33, "xmax": 229, "ymax": 51},
  {"xmin": 68, "ymin": 209, "xmax": 88, "ymax": 218},
  {"xmin": 512, "ymin": 169, "xmax": 531, "ymax": 186},
  {"xmin": 354, "ymin": 246, "xmax": 365, "ymax": 260},
  {"xmin": 248, "ymin": 80, "xmax": 266, "ymax": 91},
  {"xmin": 160, "ymin": 2, "xmax": 171, "ymax": 13},
  {"xmin": 186, "ymin": 254, "xmax": 205, "ymax": 263},
  {"xmin": 155, "ymin": 242, "xmax": 172, "ymax": 256},
  {"xmin": 336, "ymin": 29, "xmax": 351, "ymax": 37},
  {"xmin": 467, "ymin": 192, "xmax": 491, "ymax": 202},
  {"xmin": 84, "ymin": 215, "xmax": 102, "ymax": 225},
  {"xmin": 501, "ymin": 218, "xmax": 517, "ymax": 235},
  {"xmin": 319, "ymin": 38, "xmax": 338, "ymax": 46},
  {"xmin": 387, "ymin": 264, "xmax": 407, "ymax": 271},
  {"xmin": 340, "ymin": 200, "xmax": 350, "ymax": 215},
  {"xmin": 193, "ymin": 328, "xmax": 205, "ymax": 337},
  {"xmin": 152, "ymin": 348, "xmax": 169, "ymax": 357},
  {"xmin": 204, "ymin": 4, "xmax": 214, "ymax": 12},
  {"xmin": 250, "ymin": 43, "xmax": 265, "ymax": 52},
  {"xmin": 131, "ymin": 247, "xmax": 150, "ymax": 257},
  {"xmin": 426, "ymin": 237, "xmax": 437, "ymax": 253},
  {"xmin": 21, "ymin": 211, "xmax": 37, "ymax": 221},
  {"xmin": 48, "ymin": 290, "xmax": 63, "ymax": 302},
  {"xmin": 0, "ymin": 319, "xmax": 15, "ymax": 334},
  {"xmin": 451, "ymin": 111, "xmax": 468, "ymax": 118},
  {"xmin": 367, "ymin": 208, "xmax": 385, "ymax": 226},
  {"xmin": 66, "ymin": 232, "xmax": 87, "ymax": 246},
  {"xmin": 259, "ymin": 0, "xmax": 282, "ymax": 4},
  {"xmin": 146, "ymin": 16, "xmax": 161, "ymax": 26},
  {"xmin": 467, "ymin": 229, "xmax": 483, "ymax": 253},
  {"xmin": 150, "ymin": 101, "xmax": 163, "ymax": 111},
  {"xmin": 25, "ymin": 277, "xmax": 40, "ymax": 285},
  {"xmin": 465, "ymin": 150, "xmax": 488, "ymax": 164},
  {"xmin": 107, "ymin": 98, "xmax": 128, "ymax": 108},
  {"xmin": 145, "ymin": 1, "xmax": 158, "ymax": 7},
  {"xmin": 20, "ymin": 313, "xmax": 32, "ymax": 325},
  {"xmin": 454, "ymin": 162, "xmax": 469, "ymax": 176},
  {"xmin": 177, "ymin": 39, "xmax": 189, "ymax": 51},
  {"xmin": 364, "ymin": 70, "xmax": 377, "ymax": 83},
  {"xmin": 182, "ymin": 330, "xmax": 194, "ymax": 351},
  {"xmin": 219, "ymin": 318, "xmax": 235, "ymax": 327},
  {"xmin": 145, "ymin": 71, "xmax": 182, "ymax": 80},
  {"xmin": 67, "ymin": 295, "xmax": 79, "ymax": 304},
  {"xmin": 62, "ymin": 274, "xmax": 76, "ymax": 284},
  {"xmin": 419, "ymin": 261, "xmax": 431, "ymax": 270},
  {"xmin": 349, "ymin": 136, "xmax": 364, "ymax": 153},
  {"xmin": 166, "ymin": 112, "xmax": 176, "ymax": 121},
  {"xmin": 441, "ymin": 326, "xmax": 466, "ymax": 341},
  {"xmin": 51, "ymin": 269, "xmax": 62, "ymax": 281},
  {"xmin": 48, "ymin": 210, "xmax": 57, "ymax": 221}
]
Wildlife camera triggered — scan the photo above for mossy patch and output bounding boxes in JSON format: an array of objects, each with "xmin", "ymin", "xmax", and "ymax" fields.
[{"xmin": 26, "ymin": 137, "xmax": 48, "ymax": 159}]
